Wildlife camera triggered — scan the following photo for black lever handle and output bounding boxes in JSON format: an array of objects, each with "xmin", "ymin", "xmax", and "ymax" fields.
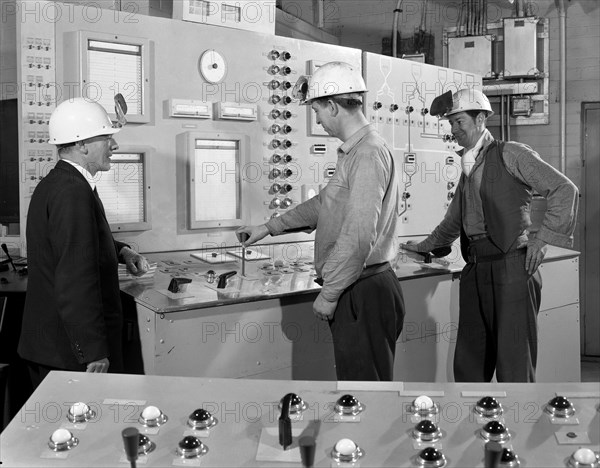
[
  {"xmin": 122, "ymin": 427, "xmax": 139, "ymax": 468},
  {"xmin": 279, "ymin": 393, "xmax": 294, "ymax": 450},
  {"xmin": 217, "ymin": 271, "xmax": 237, "ymax": 289}
]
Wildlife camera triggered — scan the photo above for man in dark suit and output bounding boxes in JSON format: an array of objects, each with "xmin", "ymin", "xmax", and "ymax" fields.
[{"xmin": 18, "ymin": 98, "xmax": 149, "ymax": 388}]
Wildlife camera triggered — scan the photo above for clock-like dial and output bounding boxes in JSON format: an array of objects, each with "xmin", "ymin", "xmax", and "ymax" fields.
[{"xmin": 199, "ymin": 49, "xmax": 227, "ymax": 84}]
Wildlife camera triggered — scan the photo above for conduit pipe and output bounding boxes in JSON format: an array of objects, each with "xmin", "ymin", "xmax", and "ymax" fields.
[
  {"xmin": 392, "ymin": 0, "xmax": 403, "ymax": 57},
  {"xmin": 557, "ymin": 0, "xmax": 567, "ymax": 174}
]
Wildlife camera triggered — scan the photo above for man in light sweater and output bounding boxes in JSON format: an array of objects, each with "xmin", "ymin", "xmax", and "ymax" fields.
[{"xmin": 237, "ymin": 62, "xmax": 404, "ymax": 381}]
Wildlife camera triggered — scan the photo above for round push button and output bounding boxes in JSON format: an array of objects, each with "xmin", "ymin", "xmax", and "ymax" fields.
[
  {"xmin": 412, "ymin": 420, "xmax": 442, "ymax": 443},
  {"xmin": 48, "ymin": 428, "xmax": 78, "ymax": 451},
  {"xmin": 568, "ymin": 448, "xmax": 599, "ymax": 468},
  {"xmin": 545, "ymin": 396, "xmax": 576, "ymax": 418},
  {"xmin": 138, "ymin": 406, "xmax": 168, "ymax": 427},
  {"xmin": 331, "ymin": 438, "xmax": 364, "ymax": 463},
  {"xmin": 176, "ymin": 435, "xmax": 208, "ymax": 458},
  {"xmin": 67, "ymin": 401, "xmax": 96, "ymax": 423},
  {"xmin": 187, "ymin": 408, "xmax": 218, "ymax": 430},
  {"xmin": 334, "ymin": 394, "xmax": 364, "ymax": 416},
  {"xmin": 480, "ymin": 421, "xmax": 510, "ymax": 443},
  {"xmin": 417, "ymin": 447, "xmax": 446, "ymax": 467},
  {"xmin": 474, "ymin": 396, "xmax": 503, "ymax": 418}
]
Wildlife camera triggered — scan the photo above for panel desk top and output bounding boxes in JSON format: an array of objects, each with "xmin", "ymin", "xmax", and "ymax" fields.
[
  {"xmin": 118, "ymin": 243, "xmax": 579, "ymax": 314},
  {"xmin": 1, "ymin": 371, "xmax": 598, "ymax": 467}
]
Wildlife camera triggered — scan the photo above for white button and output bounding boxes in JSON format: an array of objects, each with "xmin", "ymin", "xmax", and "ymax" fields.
[
  {"xmin": 51, "ymin": 428, "xmax": 72, "ymax": 444},
  {"xmin": 573, "ymin": 448, "xmax": 597, "ymax": 464},
  {"xmin": 335, "ymin": 438, "xmax": 356, "ymax": 456},
  {"xmin": 414, "ymin": 395, "xmax": 434, "ymax": 410},
  {"xmin": 141, "ymin": 405, "xmax": 161, "ymax": 420},
  {"xmin": 70, "ymin": 402, "xmax": 89, "ymax": 417}
]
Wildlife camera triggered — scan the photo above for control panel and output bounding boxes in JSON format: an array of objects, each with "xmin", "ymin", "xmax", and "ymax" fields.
[
  {"xmin": 363, "ymin": 52, "xmax": 482, "ymax": 236},
  {"xmin": 12, "ymin": 0, "xmax": 359, "ymax": 254},
  {"xmin": 1, "ymin": 372, "xmax": 598, "ymax": 467}
]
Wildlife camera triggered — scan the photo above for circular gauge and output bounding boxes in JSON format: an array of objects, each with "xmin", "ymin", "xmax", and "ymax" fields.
[{"xmin": 199, "ymin": 49, "xmax": 227, "ymax": 84}]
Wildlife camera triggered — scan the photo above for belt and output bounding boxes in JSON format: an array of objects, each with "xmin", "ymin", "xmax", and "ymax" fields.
[
  {"xmin": 468, "ymin": 233, "xmax": 488, "ymax": 241},
  {"xmin": 467, "ymin": 249, "xmax": 526, "ymax": 264},
  {"xmin": 314, "ymin": 262, "xmax": 390, "ymax": 286}
]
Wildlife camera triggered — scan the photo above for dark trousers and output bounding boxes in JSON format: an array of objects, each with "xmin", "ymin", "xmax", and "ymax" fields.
[
  {"xmin": 454, "ymin": 238, "xmax": 542, "ymax": 382},
  {"xmin": 25, "ymin": 360, "xmax": 61, "ymax": 390},
  {"xmin": 329, "ymin": 266, "xmax": 405, "ymax": 381}
]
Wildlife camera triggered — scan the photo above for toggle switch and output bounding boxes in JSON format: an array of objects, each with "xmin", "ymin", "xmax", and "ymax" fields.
[
  {"xmin": 48, "ymin": 428, "xmax": 78, "ymax": 452},
  {"xmin": 474, "ymin": 396, "xmax": 503, "ymax": 419},
  {"xmin": 278, "ymin": 393, "xmax": 307, "ymax": 415},
  {"xmin": 167, "ymin": 277, "xmax": 192, "ymax": 293},
  {"xmin": 331, "ymin": 438, "xmax": 364, "ymax": 463},
  {"xmin": 187, "ymin": 408, "xmax": 218, "ymax": 430},
  {"xmin": 334, "ymin": 394, "xmax": 364, "ymax": 416},
  {"xmin": 138, "ymin": 405, "xmax": 168, "ymax": 427}
]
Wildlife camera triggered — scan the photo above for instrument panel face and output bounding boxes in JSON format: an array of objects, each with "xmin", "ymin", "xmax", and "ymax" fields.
[
  {"xmin": 16, "ymin": 1, "xmax": 488, "ymax": 254},
  {"xmin": 35, "ymin": 2, "xmax": 360, "ymax": 253},
  {"xmin": 363, "ymin": 52, "xmax": 482, "ymax": 236},
  {"xmin": 1, "ymin": 372, "xmax": 598, "ymax": 467}
]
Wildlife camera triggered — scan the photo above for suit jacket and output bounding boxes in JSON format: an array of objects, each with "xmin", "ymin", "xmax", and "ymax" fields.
[{"xmin": 18, "ymin": 160, "xmax": 128, "ymax": 371}]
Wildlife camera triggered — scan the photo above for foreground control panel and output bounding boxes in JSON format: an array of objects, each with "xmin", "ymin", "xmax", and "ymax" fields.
[{"xmin": 1, "ymin": 372, "xmax": 598, "ymax": 467}]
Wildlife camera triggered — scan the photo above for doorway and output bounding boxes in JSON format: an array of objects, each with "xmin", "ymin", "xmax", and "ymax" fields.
[{"xmin": 581, "ymin": 102, "xmax": 600, "ymax": 356}]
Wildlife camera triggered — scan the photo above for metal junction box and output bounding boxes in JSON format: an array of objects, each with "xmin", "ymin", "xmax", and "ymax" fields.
[
  {"xmin": 503, "ymin": 17, "xmax": 539, "ymax": 77},
  {"xmin": 448, "ymin": 35, "xmax": 494, "ymax": 77}
]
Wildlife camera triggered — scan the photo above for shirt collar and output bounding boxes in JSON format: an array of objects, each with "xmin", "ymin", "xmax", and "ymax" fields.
[
  {"xmin": 456, "ymin": 128, "xmax": 494, "ymax": 157},
  {"xmin": 61, "ymin": 158, "xmax": 96, "ymax": 191},
  {"xmin": 338, "ymin": 124, "xmax": 374, "ymax": 156}
]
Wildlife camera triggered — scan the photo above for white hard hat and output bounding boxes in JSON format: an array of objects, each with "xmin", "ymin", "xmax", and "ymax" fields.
[
  {"xmin": 291, "ymin": 61, "xmax": 367, "ymax": 105},
  {"xmin": 49, "ymin": 98, "xmax": 120, "ymax": 145},
  {"xmin": 444, "ymin": 88, "xmax": 494, "ymax": 118}
]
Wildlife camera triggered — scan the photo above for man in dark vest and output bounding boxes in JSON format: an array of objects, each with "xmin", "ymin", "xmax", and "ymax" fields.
[{"xmin": 402, "ymin": 88, "xmax": 579, "ymax": 382}]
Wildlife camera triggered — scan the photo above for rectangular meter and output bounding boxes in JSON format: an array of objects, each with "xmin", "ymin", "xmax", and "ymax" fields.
[
  {"xmin": 214, "ymin": 102, "xmax": 257, "ymax": 121},
  {"xmin": 168, "ymin": 99, "xmax": 212, "ymax": 119}
]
